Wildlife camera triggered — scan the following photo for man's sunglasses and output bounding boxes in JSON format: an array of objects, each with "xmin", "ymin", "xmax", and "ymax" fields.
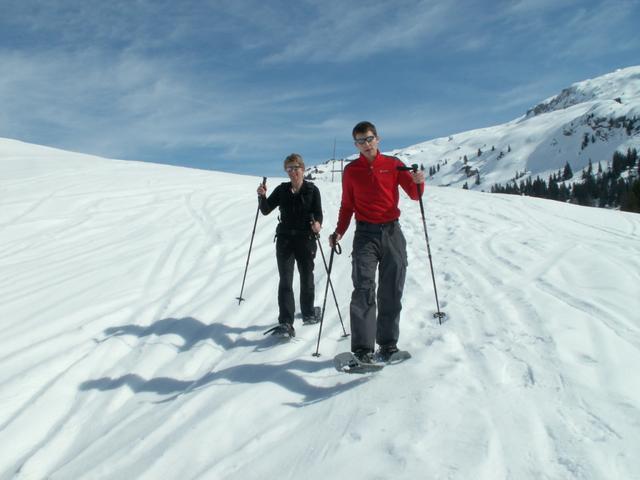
[
  {"xmin": 285, "ymin": 165, "xmax": 303, "ymax": 172},
  {"xmin": 354, "ymin": 135, "xmax": 376, "ymax": 145}
]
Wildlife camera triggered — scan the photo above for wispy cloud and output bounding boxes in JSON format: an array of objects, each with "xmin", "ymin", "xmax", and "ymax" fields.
[
  {"xmin": 262, "ymin": 0, "xmax": 459, "ymax": 63},
  {"xmin": 503, "ymin": 0, "xmax": 580, "ymax": 15},
  {"xmin": 496, "ymin": 0, "xmax": 640, "ymax": 61},
  {"xmin": 0, "ymin": 0, "xmax": 637, "ymax": 175},
  {"xmin": 0, "ymin": 40, "xmax": 346, "ymax": 165}
]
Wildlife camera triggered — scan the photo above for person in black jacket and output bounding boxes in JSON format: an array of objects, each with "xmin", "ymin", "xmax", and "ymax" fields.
[{"xmin": 257, "ymin": 153, "xmax": 323, "ymax": 335}]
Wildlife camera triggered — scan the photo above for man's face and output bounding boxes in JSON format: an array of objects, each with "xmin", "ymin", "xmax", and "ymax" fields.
[{"xmin": 354, "ymin": 130, "xmax": 379, "ymax": 159}]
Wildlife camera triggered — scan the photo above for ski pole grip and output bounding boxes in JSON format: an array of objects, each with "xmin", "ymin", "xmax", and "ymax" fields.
[
  {"xmin": 329, "ymin": 233, "xmax": 342, "ymax": 254},
  {"xmin": 397, "ymin": 164, "xmax": 418, "ymax": 172},
  {"xmin": 257, "ymin": 177, "xmax": 267, "ymax": 200},
  {"xmin": 310, "ymin": 213, "xmax": 320, "ymax": 238}
]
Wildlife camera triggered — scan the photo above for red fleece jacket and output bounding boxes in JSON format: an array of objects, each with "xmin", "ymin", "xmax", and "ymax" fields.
[{"xmin": 335, "ymin": 151, "xmax": 422, "ymax": 236}]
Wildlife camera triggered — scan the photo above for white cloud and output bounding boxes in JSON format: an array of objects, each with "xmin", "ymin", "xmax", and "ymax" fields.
[
  {"xmin": 504, "ymin": 0, "xmax": 580, "ymax": 15},
  {"xmin": 496, "ymin": 0, "xmax": 639, "ymax": 61},
  {"xmin": 262, "ymin": 0, "xmax": 459, "ymax": 63},
  {"xmin": 1, "ymin": 0, "xmax": 638, "ymax": 174}
]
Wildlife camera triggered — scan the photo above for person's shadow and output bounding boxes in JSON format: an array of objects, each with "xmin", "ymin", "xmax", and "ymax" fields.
[
  {"xmin": 84, "ymin": 317, "xmax": 368, "ymax": 405},
  {"xmin": 102, "ymin": 317, "xmax": 268, "ymax": 351},
  {"xmin": 79, "ymin": 357, "xmax": 368, "ymax": 406}
]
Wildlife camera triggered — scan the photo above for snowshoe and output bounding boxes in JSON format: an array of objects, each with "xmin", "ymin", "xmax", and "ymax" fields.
[
  {"xmin": 334, "ymin": 351, "xmax": 384, "ymax": 374},
  {"xmin": 263, "ymin": 323, "xmax": 295, "ymax": 338}
]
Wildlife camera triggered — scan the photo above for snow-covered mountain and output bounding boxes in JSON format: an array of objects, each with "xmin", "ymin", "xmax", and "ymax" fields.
[
  {"xmin": 313, "ymin": 66, "xmax": 640, "ymax": 190},
  {"xmin": 1, "ymin": 135, "xmax": 640, "ymax": 479}
]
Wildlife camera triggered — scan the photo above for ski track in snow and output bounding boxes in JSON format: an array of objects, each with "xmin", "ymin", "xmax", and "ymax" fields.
[{"xmin": 1, "ymin": 151, "xmax": 640, "ymax": 480}]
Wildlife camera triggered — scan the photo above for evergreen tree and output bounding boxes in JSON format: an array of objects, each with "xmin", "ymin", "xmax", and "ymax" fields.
[
  {"xmin": 581, "ymin": 133, "xmax": 589, "ymax": 149},
  {"xmin": 621, "ymin": 179, "xmax": 640, "ymax": 213},
  {"xmin": 612, "ymin": 151, "xmax": 626, "ymax": 177},
  {"xmin": 585, "ymin": 164, "xmax": 597, "ymax": 200},
  {"xmin": 563, "ymin": 162, "xmax": 573, "ymax": 180},
  {"xmin": 548, "ymin": 174, "xmax": 559, "ymax": 200},
  {"xmin": 489, "ymin": 149, "xmax": 639, "ymax": 212},
  {"xmin": 572, "ymin": 183, "xmax": 589, "ymax": 206},
  {"xmin": 598, "ymin": 175, "xmax": 610, "ymax": 207}
]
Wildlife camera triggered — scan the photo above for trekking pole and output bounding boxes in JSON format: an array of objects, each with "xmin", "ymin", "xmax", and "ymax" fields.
[
  {"xmin": 398, "ymin": 164, "xmax": 446, "ymax": 324},
  {"xmin": 236, "ymin": 177, "xmax": 267, "ymax": 305},
  {"xmin": 311, "ymin": 215, "xmax": 349, "ymax": 338},
  {"xmin": 312, "ymin": 233, "xmax": 342, "ymax": 357}
]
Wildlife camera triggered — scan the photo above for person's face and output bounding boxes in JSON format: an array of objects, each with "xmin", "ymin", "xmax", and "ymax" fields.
[
  {"xmin": 285, "ymin": 162, "xmax": 304, "ymax": 181},
  {"xmin": 354, "ymin": 130, "xmax": 379, "ymax": 159}
]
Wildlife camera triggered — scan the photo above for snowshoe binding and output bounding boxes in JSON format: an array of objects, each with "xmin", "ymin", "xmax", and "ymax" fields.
[
  {"xmin": 334, "ymin": 350, "xmax": 384, "ymax": 374},
  {"xmin": 263, "ymin": 323, "xmax": 295, "ymax": 338}
]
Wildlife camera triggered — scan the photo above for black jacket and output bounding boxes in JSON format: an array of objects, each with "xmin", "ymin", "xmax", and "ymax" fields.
[{"xmin": 259, "ymin": 181, "xmax": 323, "ymax": 235}]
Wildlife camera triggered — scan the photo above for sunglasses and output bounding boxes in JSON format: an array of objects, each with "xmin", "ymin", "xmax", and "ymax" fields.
[
  {"xmin": 285, "ymin": 165, "xmax": 303, "ymax": 172},
  {"xmin": 354, "ymin": 135, "xmax": 376, "ymax": 145}
]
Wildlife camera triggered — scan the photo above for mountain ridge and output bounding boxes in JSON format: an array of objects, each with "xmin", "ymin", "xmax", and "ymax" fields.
[{"xmin": 311, "ymin": 66, "xmax": 640, "ymax": 193}]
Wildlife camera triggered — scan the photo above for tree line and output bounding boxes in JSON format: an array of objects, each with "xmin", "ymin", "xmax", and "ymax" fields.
[{"xmin": 490, "ymin": 148, "xmax": 640, "ymax": 213}]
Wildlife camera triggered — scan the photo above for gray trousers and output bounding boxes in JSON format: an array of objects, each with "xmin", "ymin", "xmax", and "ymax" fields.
[{"xmin": 350, "ymin": 220, "xmax": 408, "ymax": 352}]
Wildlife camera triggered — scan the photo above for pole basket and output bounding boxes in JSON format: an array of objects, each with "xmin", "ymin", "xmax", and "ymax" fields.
[{"xmin": 433, "ymin": 311, "xmax": 447, "ymax": 324}]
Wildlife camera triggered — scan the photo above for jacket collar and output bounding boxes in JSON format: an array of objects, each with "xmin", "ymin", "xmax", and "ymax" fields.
[{"xmin": 357, "ymin": 150, "xmax": 382, "ymax": 166}]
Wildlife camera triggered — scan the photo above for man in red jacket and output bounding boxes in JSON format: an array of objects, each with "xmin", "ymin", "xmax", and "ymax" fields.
[{"xmin": 330, "ymin": 121, "xmax": 424, "ymax": 363}]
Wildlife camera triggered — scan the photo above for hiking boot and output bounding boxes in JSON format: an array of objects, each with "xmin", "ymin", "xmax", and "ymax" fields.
[
  {"xmin": 302, "ymin": 306, "xmax": 322, "ymax": 325},
  {"xmin": 272, "ymin": 323, "xmax": 295, "ymax": 337},
  {"xmin": 282, "ymin": 323, "xmax": 295, "ymax": 337},
  {"xmin": 376, "ymin": 344, "xmax": 399, "ymax": 362},
  {"xmin": 353, "ymin": 349, "xmax": 375, "ymax": 364},
  {"xmin": 302, "ymin": 314, "xmax": 319, "ymax": 324}
]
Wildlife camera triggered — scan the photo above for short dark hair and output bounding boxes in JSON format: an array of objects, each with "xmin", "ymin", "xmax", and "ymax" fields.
[{"xmin": 352, "ymin": 121, "xmax": 378, "ymax": 139}]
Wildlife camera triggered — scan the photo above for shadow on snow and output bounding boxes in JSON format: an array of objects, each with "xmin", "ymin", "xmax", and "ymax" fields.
[
  {"xmin": 79, "ymin": 358, "xmax": 368, "ymax": 406},
  {"xmin": 83, "ymin": 317, "xmax": 367, "ymax": 405},
  {"xmin": 101, "ymin": 316, "xmax": 271, "ymax": 351}
]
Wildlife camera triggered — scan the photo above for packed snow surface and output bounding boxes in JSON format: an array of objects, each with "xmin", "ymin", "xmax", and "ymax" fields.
[{"xmin": 1, "ymin": 137, "xmax": 639, "ymax": 479}]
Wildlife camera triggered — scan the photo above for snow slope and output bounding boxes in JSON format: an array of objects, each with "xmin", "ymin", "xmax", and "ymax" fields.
[
  {"xmin": 312, "ymin": 66, "xmax": 640, "ymax": 191},
  {"xmin": 1, "ymin": 137, "xmax": 640, "ymax": 479}
]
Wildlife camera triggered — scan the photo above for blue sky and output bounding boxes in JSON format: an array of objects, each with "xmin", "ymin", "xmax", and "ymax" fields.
[{"xmin": 1, "ymin": 0, "xmax": 638, "ymax": 176}]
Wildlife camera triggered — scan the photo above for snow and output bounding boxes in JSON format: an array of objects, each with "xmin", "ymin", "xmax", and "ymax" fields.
[
  {"xmin": 310, "ymin": 66, "xmax": 640, "ymax": 193},
  {"xmin": 1, "ymin": 135, "xmax": 639, "ymax": 479}
]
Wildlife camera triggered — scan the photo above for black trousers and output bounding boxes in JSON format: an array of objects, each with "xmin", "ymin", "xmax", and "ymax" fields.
[
  {"xmin": 276, "ymin": 234, "xmax": 317, "ymax": 324},
  {"xmin": 350, "ymin": 221, "xmax": 407, "ymax": 352}
]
